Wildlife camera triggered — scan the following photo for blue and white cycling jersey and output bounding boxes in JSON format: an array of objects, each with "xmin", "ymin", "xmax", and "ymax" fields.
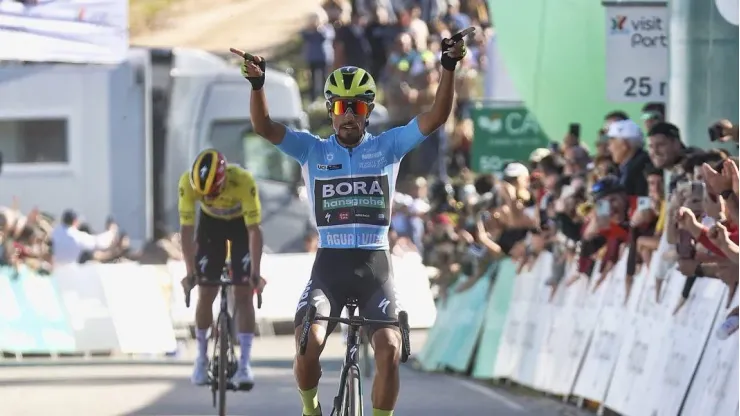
[{"xmin": 277, "ymin": 118, "xmax": 428, "ymax": 250}]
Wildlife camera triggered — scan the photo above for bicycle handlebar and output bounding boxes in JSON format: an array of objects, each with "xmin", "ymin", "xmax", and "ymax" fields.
[
  {"xmin": 312, "ymin": 315, "xmax": 400, "ymax": 327},
  {"xmin": 298, "ymin": 305, "xmax": 411, "ymax": 363},
  {"xmin": 183, "ymin": 275, "xmax": 263, "ymax": 309}
]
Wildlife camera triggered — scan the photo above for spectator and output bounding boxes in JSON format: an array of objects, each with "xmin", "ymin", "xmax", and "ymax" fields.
[
  {"xmin": 407, "ymin": 4, "xmax": 430, "ymax": 51},
  {"xmin": 301, "ymin": 9, "xmax": 335, "ymax": 101},
  {"xmin": 442, "ymin": 0, "xmax": 471, "ymax": 33},
  {"xmin": 454, "ymin": 52, "xmax": 478, "ymax": 119},
  {"xmin": 0, "ymin": 213, "xmax": 16, "ymax": 268},
  {"xmin": 365, "ymin": 6, "xmax": 392, "ymax": 79},
  {"xmin": 641, "ymin": 102, "xmax": 665, "ymax": 132},
  {"xmin": 647, "ymin": 122, "xmax": 687, "ymax": 173},
  {"xmin": 634, "ymin": 166, "xmax": 666, "ymax": 266},
  {"xmin": 333, "ymin": 12, "xmax": 372, "ymax": 69},
  {"xmin": 417, "ymin": 0, "xmax": 446, "ymax": 23},
  {"xmin": 607, "ymin": 119, "xmax": 653, "ymax": 200},
  {"xmin": 324, "ymin": 0, "xmax": 351, "ymax": 25},
  {"xmin": 50, "ymin": 210, "xmax": 118, "ymax": 266}
]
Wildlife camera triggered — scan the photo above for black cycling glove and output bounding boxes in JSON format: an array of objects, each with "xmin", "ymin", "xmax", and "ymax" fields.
[
  {"xmin": 440, "ymin": 38, "xmax": 466, "ymax": 71},
  {"xmin": 240, "ymin": 56, "xmax": 266, "ymax": 90}
]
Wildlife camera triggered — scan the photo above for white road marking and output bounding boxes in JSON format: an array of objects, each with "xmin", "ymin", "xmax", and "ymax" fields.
[{"xmin": 450, "ymin": 378, "xmax": 525, "ymax": 412}]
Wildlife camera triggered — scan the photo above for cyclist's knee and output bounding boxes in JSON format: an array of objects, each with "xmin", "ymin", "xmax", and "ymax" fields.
[
  {"xmin": 197, "ymin": 286, "xmax": 218, "ymax": 304},
  {"xmin": 372, "ymin": 328, "xmax": 401, "ymax": 367},
  {"xmin": 293, "ymin": 324, "xmax": 325, "ymax": 362},
  {"xmin": 233, "ymin": 285, "xmax": 254, "ymax": 305}
]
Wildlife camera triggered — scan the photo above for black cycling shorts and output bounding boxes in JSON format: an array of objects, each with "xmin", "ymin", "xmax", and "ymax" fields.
[
  {"xmin": 196, "ymin": 212, "xmax": 251, "ymax": 283},
  {"xmin": 293, "ymin": 248, "xmax": 401, "ymax": 338}
]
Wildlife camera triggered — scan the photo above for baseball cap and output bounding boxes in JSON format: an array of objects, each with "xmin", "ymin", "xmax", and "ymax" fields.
[
  {"xmin": 647, "ymin": 122, "xmax": 681, "ymax": 140},
  {"xmin": 529, "ymin": 148, "xmax": 551, "ymax": 163},
  {"xmin": 607, "ymin": 119, "xmax": 644, "ymax": 145},
  {"xmin": 503, "ymin": 162, "xmax": 529, "ymax": 178}
]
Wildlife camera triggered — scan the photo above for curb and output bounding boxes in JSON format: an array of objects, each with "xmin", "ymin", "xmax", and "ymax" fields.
[{"xmin": 0, "ymin": 359, "xmax": 192, "ymax": 367}]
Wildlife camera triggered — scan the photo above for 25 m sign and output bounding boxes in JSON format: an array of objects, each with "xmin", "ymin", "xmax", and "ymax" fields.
[{"xmin": 623, "ymin": 76, "xmax": 667, "ymax": 99}]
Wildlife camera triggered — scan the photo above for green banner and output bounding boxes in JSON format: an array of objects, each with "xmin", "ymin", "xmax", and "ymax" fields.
[
  {"xmin": 470, "ymin": 104, "xmax": 549, "ymax": 173},
  {"xmin": 0, "ymin": 267, "xmax": 75, "ymax": 353},
  {"xmin": 441, "ymin": 266, "xmax": 495, "ymax": 372},
  {"xmin": 486, "ymin": 0, "xmax": 644, "ymax": 148},
  {"xmin": 472, "ymin": 259, "xmax": 518, "ymax": 379}
]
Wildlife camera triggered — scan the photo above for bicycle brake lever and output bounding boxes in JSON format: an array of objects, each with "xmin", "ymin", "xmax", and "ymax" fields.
[{"xmin": 182, "ymin": 275, "xmax": 194, "ymax": 308}]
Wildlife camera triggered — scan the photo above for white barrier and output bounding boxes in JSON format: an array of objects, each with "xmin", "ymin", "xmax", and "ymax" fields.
[
  {"xmin": 488, "ymin": 236, "xmax": 739, "ymax": 415},
  {"xmin": 50, "ymin": 263, "xmax": 177, "ymax": 355},
  {"xmin": 166, "ymin": 252, "xmax": 438, "ymax": 330}
]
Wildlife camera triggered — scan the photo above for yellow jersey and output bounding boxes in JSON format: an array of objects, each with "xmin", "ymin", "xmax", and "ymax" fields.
[{"xmin": 178, "ymin": 164, "xmax": 262, "ymax": 226}]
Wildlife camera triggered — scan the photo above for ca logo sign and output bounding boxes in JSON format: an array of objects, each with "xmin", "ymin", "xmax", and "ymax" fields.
[{"xmin": 477, "ymin": 115, "xmax": 503, "ymax": 133}]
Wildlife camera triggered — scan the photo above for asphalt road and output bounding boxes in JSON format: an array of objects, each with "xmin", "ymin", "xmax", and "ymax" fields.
[{"xmin": 0, "ymin": 332, "xmax": 590, "ymax": 416}]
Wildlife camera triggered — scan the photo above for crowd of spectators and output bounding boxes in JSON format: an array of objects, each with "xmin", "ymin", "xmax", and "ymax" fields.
[
  {"xmin": 386, "ymin": 99, "xmax": 740, "ymax": 341},
  {"xmin": 302, "ymin": 0, "xmax": 491, "ymax": 178},
  {"xmin": 0, "ymin": 200, "xmax": 184, "ymax": 273}
]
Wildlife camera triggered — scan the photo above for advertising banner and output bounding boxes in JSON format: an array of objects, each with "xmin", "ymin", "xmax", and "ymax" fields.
[
  {"xmin": 470, "ymin": 104, "xmax": 549, "ymax": 173},
  {"xmin": 603, "ymin": 1, "xmax": 668, "ymax": 102},
  {"xmin": 0, "ymin": 266, "xmax": 75, "ymax": 353},
  {"xmin": 473, "ymin": 259, "xmax": 517, "ymax": 379}
]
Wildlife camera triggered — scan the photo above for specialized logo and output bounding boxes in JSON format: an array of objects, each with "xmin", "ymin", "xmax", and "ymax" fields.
[
  {"xmin": 241, "ymin": 254, "xmax": 250, "ymax": 272},
  {"xmin": 378, "ymin": 298, "xmax": 391, "ymax": 315},
  {"xmin": 611, "ymin": 15, "xmax": 628, "ymax": 32},
  {"xmin": 314, "ymin": 175, "xmax": 391, "ymax": 228},
  {"xmin": 198, "ymin": 256, "xmax": 208, "ymax": 274}
]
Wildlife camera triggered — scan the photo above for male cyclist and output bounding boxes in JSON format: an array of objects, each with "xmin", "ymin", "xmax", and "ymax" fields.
[
  {"xmin": 178, "ymin": 149, "xmax": 264, "ymax": 390},
  {"xmin": 231, "ymin": 31, "xmax": 466, "ymax": 416}
]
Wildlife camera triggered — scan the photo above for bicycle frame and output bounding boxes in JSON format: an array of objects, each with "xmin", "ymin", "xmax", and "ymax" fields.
[
  {"xmin": 204, "ymin": 271, "xmax": 239, "ymax": 413},
  {"xmin": 333, "ymin": 304, "xmax": 364, "ymax": 413},
  {"xmin": 211, "ymin": 278, "xmax": 237, "ymax": 379}
]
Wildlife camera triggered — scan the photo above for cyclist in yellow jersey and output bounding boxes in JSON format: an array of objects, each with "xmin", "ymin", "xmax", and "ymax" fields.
[{"xmin": 178, "ymin": 148, "xmax": 263, "ymax": 390}]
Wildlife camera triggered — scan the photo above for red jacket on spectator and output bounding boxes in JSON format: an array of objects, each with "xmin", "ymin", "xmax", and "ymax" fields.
[{"xmin": 697, "ymin": 222, "xmax": 739, "ymax": 258}]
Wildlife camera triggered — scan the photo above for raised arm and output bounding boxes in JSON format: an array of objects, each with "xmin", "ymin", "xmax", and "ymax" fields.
[
  {"xmin": 230, "ymin": 48, "xmax": 286, "ymax": 145},
  {"xmin": 416, "ymin": 36, "xmax": 467, "ymax": 136}
]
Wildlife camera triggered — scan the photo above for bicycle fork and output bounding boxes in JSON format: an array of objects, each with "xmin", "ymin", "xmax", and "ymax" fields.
[
  {"xmin": 332, "ymin": 327, "xmax": 364, "ymax": 415},
  {"xmin": 212, "ymin": 309, "xmax": 237, "ymax": 384}
]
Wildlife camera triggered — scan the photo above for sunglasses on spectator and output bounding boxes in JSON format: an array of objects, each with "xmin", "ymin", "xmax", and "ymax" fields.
[{"xmin": 330, "ymin": 99, "xmax": 371, "ymax": 116}]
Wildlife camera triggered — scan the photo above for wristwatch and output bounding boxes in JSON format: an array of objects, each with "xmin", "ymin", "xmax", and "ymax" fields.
[{"xmin": 720, "ymin": 189, "xmax": 734, "ymax": 200}]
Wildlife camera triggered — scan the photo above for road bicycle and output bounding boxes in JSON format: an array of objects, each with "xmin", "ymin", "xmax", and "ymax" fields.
[
  {"xmin": 184, "ymin": 264, "xmax": 262, "ymax": 416},
  {"xmin": 298, "ymin": 300, "xmax": 411, "ymax": 416},
  {"xmin": 341, "ymin": 313, "xmax": 373, "ymax": 379}
]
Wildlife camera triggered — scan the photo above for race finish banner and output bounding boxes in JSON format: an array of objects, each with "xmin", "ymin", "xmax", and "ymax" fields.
[
  {"xmin": 470, "ymin": 102, "xmax": 549, "ymax": 174},
  {"xmin": 0, "ymin": 0, "xmax": 128, "ymax": 64},
  {"xmin": 603, "ymin": 1, "xmax": 668, "ymax": 102}
]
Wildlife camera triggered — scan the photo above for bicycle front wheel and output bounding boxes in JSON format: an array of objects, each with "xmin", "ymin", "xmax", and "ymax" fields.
[
  {"xmin": 360, "ymin": 340, "xmax": 373, "ymax": 379},
  {"xmin": 342, "ymin": 366, "xmax": 362, "ymax": 416},
  {"xmin": 217, "ymin": 313, "xmax": 229, "ymax": 416}
]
